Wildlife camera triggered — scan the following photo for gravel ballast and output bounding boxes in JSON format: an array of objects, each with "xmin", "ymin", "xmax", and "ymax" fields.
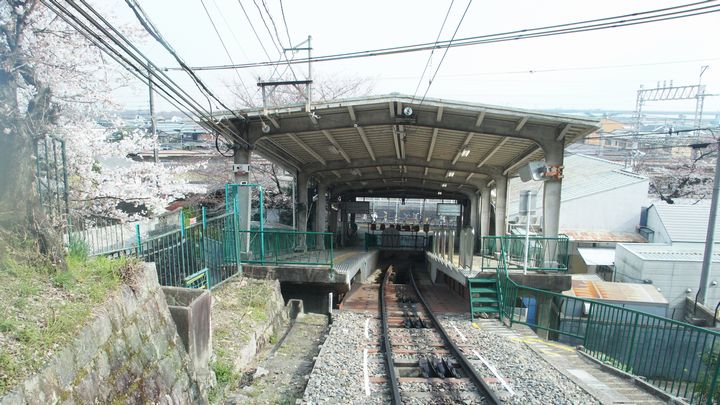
[{"xmin": 438, "ymin": 314, "xmax": 600, "ymax": 405}]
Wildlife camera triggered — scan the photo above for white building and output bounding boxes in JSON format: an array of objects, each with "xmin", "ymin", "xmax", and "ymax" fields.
[
  {"xmin": 643, "ymin": 202, "xmax": 720, "ymax": 244},
  {"xmin": 614, "ymin": 243, "xmax": 720, "ymax": 319},
  {"xmin": 508, "ymin": 154, "xmax": 650, "ymax": 273},
  {"xmin": 507, "ymin": 154, "xmax": 649, "ymax": 233}
]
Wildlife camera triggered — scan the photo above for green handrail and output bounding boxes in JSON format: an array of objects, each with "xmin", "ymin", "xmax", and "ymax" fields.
[{"xmin": 493, "ymin": 237, "xmax": 720, "ymax": 404}]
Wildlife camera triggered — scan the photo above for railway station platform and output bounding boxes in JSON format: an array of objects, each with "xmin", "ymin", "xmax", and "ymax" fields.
[{"xmin": 242, "ymin": 247, "xmax": 380, "ymax": 293}]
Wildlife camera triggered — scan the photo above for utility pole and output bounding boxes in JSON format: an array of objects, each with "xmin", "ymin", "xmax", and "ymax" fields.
[
  {"xmin": 148, "ymin": 64, "xmax": 158, "ymax": 164},
  {"xmin": 698, "ymin": 137, "xmax": 720, "ymax": 305}
]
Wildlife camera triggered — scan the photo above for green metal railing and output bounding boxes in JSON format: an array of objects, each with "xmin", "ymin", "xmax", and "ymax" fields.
[
  {"xmin": 67, "ymin": 215, "xmax": 129, "ymax": 256},
  {"xmin": 364, "ymin": 233, "xmax": 429, "ymax": 251},
  {"xmin": 493, "ymin": 239, "xmax": 720, "ymax": 404},
  {"xmin": 240, "ymin": 230, "xmax": 334, "ymax": 267},
  {"xmin": 136, "ymin": 210, "xmax": 239, "ymax": 289},
  {"xmin": 480, "ymin": 235, "xmax": 569, "ymax": 272}
]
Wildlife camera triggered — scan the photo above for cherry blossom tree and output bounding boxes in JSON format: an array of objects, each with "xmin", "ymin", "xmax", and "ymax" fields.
[{"xmin": 0, "ymin": 0, "xmax": 204, "ymax": 261}]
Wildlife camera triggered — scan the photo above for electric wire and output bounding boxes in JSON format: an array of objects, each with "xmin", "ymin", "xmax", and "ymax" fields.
[
  {"xmin": 235, "ymin": 0, "xmax": 274, "ymax": 62},
  {"xmin": 199, "ymin": 0, "xmax": 254, "ymax": 102},
  {"xmin": 418, "ymin": 0, "xmax": 472, "ymax": 105},
  {"xmin": 279, "ymin": 0, "xmax": 293, "ymax": 47},
  {"xmin": 177, "ymin": 1, "xmax": 720, "ymax": 71},
  {"xmin": 251, "ymin": 0, "xmax": 299, "ymax": 81},
  {"xmin": 125, "ymin": 0, "xmax": 245, "ymax": 122},
  {"xmin": 411, "ymin": 0, "xmax": 455, "ymax": 101},
  {"xmin": 43, "ymin": 0, "xmax": 248, "ymax": 153}
]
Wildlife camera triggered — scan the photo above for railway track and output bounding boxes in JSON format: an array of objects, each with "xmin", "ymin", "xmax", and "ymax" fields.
[{"xmin": 380, "ymin": 265, "xmax": 501, "ymax": 404}]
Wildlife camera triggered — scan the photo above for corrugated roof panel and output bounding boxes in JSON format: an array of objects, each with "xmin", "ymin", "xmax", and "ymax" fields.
[
  {"xmin": 566, "ymin": 279, "xmax": 668, "ymax": 304},
  {"xmin": 619, "ymin": 242, "xmax": 720, "ymax": 262},
  {"xmin": 652, "ymin": 203, "xmax": 720, "ymax": 243},
  {"xmin": 507, "ymin": 154, "xmax": 648, "ymax": 215}
]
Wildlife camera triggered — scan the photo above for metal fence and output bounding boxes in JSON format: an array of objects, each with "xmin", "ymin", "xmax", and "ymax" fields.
[
  {"xmin": 35, "ymin": 134, "xmax": 69, "ymax": 225},
  {"xmin": 241, "ymin": 230, "xmax": 334, "ymax": 267},
  {"xmin": 364, "ymin": 232, "xmax": 429, "ymax": 251},
  {"xmin": 494, "ymin": 239, "xmax": 720, "ymax": 404},
  {"xmin": 480, "ymin": 234, "xmax": 569, "ymax": 272}
]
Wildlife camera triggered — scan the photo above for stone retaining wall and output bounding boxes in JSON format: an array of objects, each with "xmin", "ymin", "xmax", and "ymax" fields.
[{"xmin": 0, "ymin": 264, "xmax": 207, "ymax": 405}]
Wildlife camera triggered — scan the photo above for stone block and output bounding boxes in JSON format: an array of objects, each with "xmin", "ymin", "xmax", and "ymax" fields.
[
  {"xmin": 52, "ymin": 347, "xmax": 77, "ymax": 388},
  {"xmin": 120, "ymin": 286, "xmax": 139, "ymax": 318},
  {"xmin": 74, "ymin": 325, "xmax": 102, "ymax": 367},
  {"xmin": 94, "ymin": 349, "xmax": 111, "ymax": 382},
  {"xmin": 74, "ymin": 369, "xmax": 99, "ymax": 403},
  {"xmin": 123, "ymin": 321, "xmax": 143, "ymax": 354},
  {"xmin": 0, "ymin": 388, "xmax": 25, "ymax": 405},
  {"xmin": 141, "ymin": 378, "xmax": 160, "ymax": 400},
  {"xmin": 107, "ymin": 337, "xmax": 129, "ymax": 372},
  {"xmin": 157, "ymin": 356, "xmax": 178, "ymax": 389},
  {"xmin": 90, "ymin": 312, "xmax": 113, "ymax": 347}
]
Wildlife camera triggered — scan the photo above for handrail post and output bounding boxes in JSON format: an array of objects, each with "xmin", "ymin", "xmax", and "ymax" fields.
[
  {"xmin": 624, "ymin": 312, "xmax": 641, "ymax": 373},
  {"xmin": 330, "ymin": 233, "xmax": 334, "ymax": 269},
  {"xmin": 275, "ymin": 231, "xmax": 280, "ymax": 266},
  {"xmin": 135, "ymin": 223, "xmax": 142, "ymax": 257}
]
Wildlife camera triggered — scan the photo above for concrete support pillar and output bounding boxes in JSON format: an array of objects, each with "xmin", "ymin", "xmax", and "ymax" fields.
[
  {"xmin": 296, "ymin": 173, "xmax": 309, "ymax": 233},
  {"xmin": 233, "ymin": 148, "xmax": 252, "ymax": 255},
  {"xmin": 543, "ymin": 143, "xmax": 564, "ymax": 238},
  {"xmin": 469, "ymin": 193, "xmax": 479, "ymax": 254},
  {"xmin": 315, "ymin": 183, "xmax": 327, "ymax": 250},
  {"xmin": 462, "ymin": 198, "xmax": 472, "ymax": 228},
  {"xmin": 480, "ymin": 186, "xmax": 491, "ymax": 239},
  {"xmin": 315, "ymin": 182, "xmax": 327, "ymax": 232},
  {"xmin": 535, "ymin": 293, "xmax": 560, "ymax": 340},
  {"xmin": 494, "ymin": 175, "xmax": 508, "ymax": 236}
]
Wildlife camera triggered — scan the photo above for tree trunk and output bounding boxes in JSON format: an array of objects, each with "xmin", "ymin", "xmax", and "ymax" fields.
[{"xmin": 0, "ymin": 1, "xmax": 66, "ymax": 268}]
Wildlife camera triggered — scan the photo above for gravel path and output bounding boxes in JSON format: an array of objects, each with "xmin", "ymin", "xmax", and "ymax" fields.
[
  {"xmin": 438, "ymin": 314, "xmax": 600, "ymax": 405},
  {"xmin": 303, "ymin": 311, "xmax": 389, "ymax": 404}
]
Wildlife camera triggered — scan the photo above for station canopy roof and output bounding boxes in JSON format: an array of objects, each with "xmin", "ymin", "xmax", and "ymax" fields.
[{"xmin": 224, "ymin": 95, "xmax": 599, "ymax": 200}]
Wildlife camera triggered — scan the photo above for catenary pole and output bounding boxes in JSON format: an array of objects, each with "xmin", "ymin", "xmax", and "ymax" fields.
[{"xmin": 698, "ymin": 138, "xmax": 720, "ymax": 304}]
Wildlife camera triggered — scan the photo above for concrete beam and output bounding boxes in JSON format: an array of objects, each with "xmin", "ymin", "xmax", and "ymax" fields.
[
  {"xmin": 322, "ymin": 130, "xmax": 351, "ymax": 163},
  {"xmin": 249, "ymin": 107, "xmax": 559, "ymax": 145},
  {"xmin": 355, "ymin": 126, "xmax": 376, "ymax": 161},
  {"xmin": 304, "ymin": 156, "xmax": 501, "ymax": 178},
  {"xmin": 287, "ymin": 133, "xmax": 326, "ymax": 166},
  {"xmin": 427, "ymin": 128, "xmax": 439, "ymax": 162},
  {"xmin": 477, "ymin": 137, "xmax": 508, "ymax": 168}
]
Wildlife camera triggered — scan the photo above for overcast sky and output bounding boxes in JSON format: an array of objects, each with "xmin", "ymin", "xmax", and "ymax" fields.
[{"xmin": 100, "ymin": 0, "xmax": 720, "ymax": 114}]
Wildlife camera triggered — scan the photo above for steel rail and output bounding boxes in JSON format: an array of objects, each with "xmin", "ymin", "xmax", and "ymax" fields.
[
  {"xmin": 379, "ymin": 266, "xmax": 403, "ymax": 404},
  {"xmin": 408, "ymin": 266, "xmax": 502, "ymax": 404}
]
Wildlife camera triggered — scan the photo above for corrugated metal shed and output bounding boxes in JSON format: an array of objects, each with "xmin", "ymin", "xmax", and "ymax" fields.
[
  {"xmin": 566, "ymin": 278, "xmax": 668, "ymax": 305},
  {"xmin": 651, "ymin": 203, "xmax": 720, "ymax": 243},
  {"xmin": 564, "ymin": 230, "xmax": 646, "ymax": 243},
  {"xmin": 618, "ymin": 242, "xmax": 720, "ymax": 262}
]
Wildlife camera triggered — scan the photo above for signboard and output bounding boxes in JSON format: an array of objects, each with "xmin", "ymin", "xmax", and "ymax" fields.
[
  {"xmin": 342, "ymin": 201, "xmax": 370, "ymax": 214},
  {"xmin": 436, "ymin": 203, "xmax": 461, "ymax": 217}
]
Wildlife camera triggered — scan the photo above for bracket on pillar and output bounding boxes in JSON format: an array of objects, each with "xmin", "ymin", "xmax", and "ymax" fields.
[{"xmin": 545, "ymin": 165, "xmax": 564, "ymax": 179}]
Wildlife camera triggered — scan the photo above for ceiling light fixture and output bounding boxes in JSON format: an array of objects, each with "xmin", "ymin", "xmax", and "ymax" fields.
[
  {"xmin": 441, "ymin": 183, "xmax": 448, "ymax": 188},
  {"xmin": 461, "ymin": 147, "xmax": 471, "ymax": 157},
  {"xmin": 447, "ymin": 171, "xmax": 455, "ymax": 178}
]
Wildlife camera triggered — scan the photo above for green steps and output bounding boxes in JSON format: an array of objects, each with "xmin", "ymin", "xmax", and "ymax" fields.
[{"xmin": 468, "ymin": 277, "xmax": 500, "ymax": 320}]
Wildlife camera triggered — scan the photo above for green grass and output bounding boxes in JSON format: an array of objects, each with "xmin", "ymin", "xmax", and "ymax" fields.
[{"xmin": 0, "ymin": 249, "xmax": 132, "ymax": 395}]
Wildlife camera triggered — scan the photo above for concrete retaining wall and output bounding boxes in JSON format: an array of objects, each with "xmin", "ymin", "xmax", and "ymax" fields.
[{"xmin": 0, "ymin": 264, "xmax": 208, "ymax": 405}]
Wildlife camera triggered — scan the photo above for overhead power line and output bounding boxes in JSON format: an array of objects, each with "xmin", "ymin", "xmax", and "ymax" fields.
[
  {"xmin": 41, "ymin": 0, "xmax": 249, "ymax": 156},
  {"xmin": 173, "ymin": 1, "xmax": 720, "ymax": 71},
  {"xmin": 418, "ymin": 0, "xmax": 473, "ymax": 105},
  {"xmin": 412, "ymin": 0, "xmax": 455, "ymax": 100}
]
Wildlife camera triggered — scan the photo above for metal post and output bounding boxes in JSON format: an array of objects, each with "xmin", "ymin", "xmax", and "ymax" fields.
[
  {"xmin": 307, "ymin": 35, "xmax": 313, "ymax": 110},
  {"xmin": 699, "ymin": 140, "xmax": 720, "ymax": 304},
  {"xmin": 524, "ymin": 199, "xmax": 532, "ymax": 275},
  {"xmin": 135, "ymin": 223, "xmax": 142, "ymax": 256}
]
